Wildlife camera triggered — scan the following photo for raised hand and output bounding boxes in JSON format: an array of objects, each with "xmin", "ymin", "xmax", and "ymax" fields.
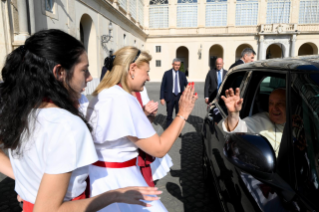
[
  {"xmin": 116, "ymin": 186, "xmax": 163, "ymax": 207},
  {"xmin": 178, "ymin": 84, "xmax": 198, "ymax": 120},
  {"xmin": 220, "ymin": 88, "xmax": 243, "ymax": 115}
]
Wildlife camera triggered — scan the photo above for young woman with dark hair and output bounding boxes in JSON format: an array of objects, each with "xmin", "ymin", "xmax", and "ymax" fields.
[{"xmin": 0, "ymin": 29, "xmax": 161, "ymax": 212}]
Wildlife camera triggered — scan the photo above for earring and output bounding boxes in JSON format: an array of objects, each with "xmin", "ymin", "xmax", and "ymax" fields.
[{"xmin": 131, "ymin": 74, "xmax": 134, "ymax": 79}]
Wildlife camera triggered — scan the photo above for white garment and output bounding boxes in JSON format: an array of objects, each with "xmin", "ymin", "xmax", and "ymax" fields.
[
  {"xmin": 172, "ymin": 69, "xmax": 180, "ymax": 94},
  {"xmin": 220, "ymin": 112, "xmax": 284, "ymax": 156},
  {"xmin": 87, "ymin": 85, "xmax": 167, "ymax": 212},
  {"xmin": 139, "ymin": 86, "xmax": 173, "ymax": 181},
  {"xmin": 9, "ymin": 108, "xmax": 98, "ymax": 203},
  {"xmin": 151, "ymin": 155, "xmax": 173, "ymax": 181},
  {"xmin": 140, "ymin": 86, "xmax": 150, "ymax": 106},
  {"xmin": 79, "ymin": 94, "xmax": 89, "ymax": 116}
]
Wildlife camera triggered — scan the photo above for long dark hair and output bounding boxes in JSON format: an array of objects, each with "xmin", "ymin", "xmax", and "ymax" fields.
[{"xmin": 0, "ymin": 29, "xmax": 91, "ymax": 152}]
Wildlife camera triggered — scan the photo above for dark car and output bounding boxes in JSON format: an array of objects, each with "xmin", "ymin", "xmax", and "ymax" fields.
[{"xmin": 202, "ymin": 56, "xmax": 319, "ymax": 212}]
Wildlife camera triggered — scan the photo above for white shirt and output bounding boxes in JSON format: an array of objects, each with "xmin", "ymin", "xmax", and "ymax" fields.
[
  {"xmin": 9, "ymin": 108, "xmax": 98, "ymax": 203},
  {"xmin": 140, "ymin": 86, "xmax": 150, "ymax": 106},
  {"xmin": 86, "ymin": 85, "xmax": 156, "ymax": 162},
  {"xmin": 172, "ymin": 69, "xmax": 181, "ymax": 94},
  {"xmin": 220, "ymin": 112, "xmax": 284, "ymax": 156},
  {"xmin": 216, "ymin": 68, "xmax": 224, "ymax": 82}
]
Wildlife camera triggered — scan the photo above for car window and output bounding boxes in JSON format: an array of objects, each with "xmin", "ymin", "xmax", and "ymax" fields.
[
  {"xmin": 252, "ymin": 76, "xmax": 286, "ymax": 115},
  {"xmin": 291, "ymin": 73, "xmax": 319, "ymax": 206},
  {"xmin": 218, "ymin": 71, "xmax": 247, "ymax": 114}
]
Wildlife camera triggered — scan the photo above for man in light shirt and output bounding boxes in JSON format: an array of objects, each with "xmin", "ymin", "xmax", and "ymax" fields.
[
  {"xmin": 204, "ymin": 58, "xmax": 227, "ymax": 104},
  {"xmin": 160, "ymin": 58, "xmax": 188, "ymax": 128}
]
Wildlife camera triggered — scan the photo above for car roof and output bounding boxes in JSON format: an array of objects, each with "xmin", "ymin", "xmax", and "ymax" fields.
[{"xmin": 230, "ymin": 55, "xmax": 319, "ymax": 73}]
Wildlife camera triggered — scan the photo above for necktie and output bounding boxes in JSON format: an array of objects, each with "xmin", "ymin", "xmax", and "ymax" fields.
[
  {"xmin": 217, "ymin": 70, "xmax": 222, "ymax": 90},
  {"xmin": 174, "ymin": 71, "xmax": 179, "ymax": 95}
]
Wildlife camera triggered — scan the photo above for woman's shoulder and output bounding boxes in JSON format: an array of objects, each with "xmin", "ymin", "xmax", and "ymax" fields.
[{"xmin": 95, "ymin": 85, "xmax": 136, "ymax": 103}]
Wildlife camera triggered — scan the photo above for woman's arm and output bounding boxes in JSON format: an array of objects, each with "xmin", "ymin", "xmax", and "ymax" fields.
[
  {"xmin": 0, "ymin": 149, "xmax": 14, "ymax": 179},
  {"xmin": 129, "ymin": 85, "xmax": 197, "ymax": 158},
  {"xmin": 34, "ymin": 172, "xmax": 162, "ymax": 212}
]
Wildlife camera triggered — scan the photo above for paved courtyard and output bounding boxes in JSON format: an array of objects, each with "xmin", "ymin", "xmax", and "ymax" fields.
[{"xmin": 0, "ymin": 82, "xmax": 222, "ymax": 212}]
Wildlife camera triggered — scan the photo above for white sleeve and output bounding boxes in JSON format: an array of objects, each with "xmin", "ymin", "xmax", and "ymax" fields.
[
  {"xmin": 219, "ymin": 117, "xmax": 248, "ymax": 133},
  {"xmin": 44, "ymin": 117, "xmax": 98, "ymax": 174},
  {"xmin": 140, "ymin": 86, "xmax": 150, "ymax": 106},
  {"xmin": 87, "ymin": 95, "xmax": 156, "ymax": 143}
]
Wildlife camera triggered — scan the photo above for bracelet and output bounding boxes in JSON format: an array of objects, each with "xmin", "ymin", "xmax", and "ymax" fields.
[{"xmin": 176, "ymin": 114, "xmax": 187, "ymax": 122}]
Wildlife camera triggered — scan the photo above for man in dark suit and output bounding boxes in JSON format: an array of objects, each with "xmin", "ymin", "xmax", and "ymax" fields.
[
  {"xmin": 229, "ymin": 48, "xmax": 256, "ymax": 70},
  {"xmin": 204, "ymin": 58, "xmax": 227, "ymax": 104},
  {"xmin": 160, "ymin": 58, "xmax": 188, "ymax": 128}
]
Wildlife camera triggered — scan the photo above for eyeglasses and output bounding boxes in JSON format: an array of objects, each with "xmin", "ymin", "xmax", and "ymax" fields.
[{"xmin": 132, "ymin": 50, "xmax": 141, "ymax": 63}]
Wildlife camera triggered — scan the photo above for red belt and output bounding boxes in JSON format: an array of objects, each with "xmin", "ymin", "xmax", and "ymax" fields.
[
  {"xmin": 23, "ymin": 191, "xmax": 86, "ymax": 212},
  {"xmin": 92, "ymin": 158, "xmax": 137, "ymax": 168}
]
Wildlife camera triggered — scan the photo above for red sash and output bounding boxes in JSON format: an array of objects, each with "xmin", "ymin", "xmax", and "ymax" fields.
[
  {"xmin": 23, "ymin": 192, "xmax": 86, "ymax": 212},
  {"xmin": 92, "ymin": 158, "xmax": 137, "ymax": 168}
]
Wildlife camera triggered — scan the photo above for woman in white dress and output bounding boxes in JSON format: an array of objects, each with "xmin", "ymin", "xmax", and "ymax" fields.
[
  {"xmin": 140, "ymin": 87, "xmax": 174, "ymax": 181},
  {"xmin": 87, "ymin": 46, "xmax": 198, "ymax": 211},
  {"xmin": 0, "ymin": 30, "xmax": 161, "ymax": 212}
]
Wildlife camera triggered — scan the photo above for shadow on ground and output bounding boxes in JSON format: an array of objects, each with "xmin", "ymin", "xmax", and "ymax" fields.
[{"xmin": 165, "ymin": 115, "xmax": 222, "ymax": 212}]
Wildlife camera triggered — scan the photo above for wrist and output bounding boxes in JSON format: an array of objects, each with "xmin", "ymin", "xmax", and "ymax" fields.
[{"xmin": 177, "ymin": 112, "xmax": 189, "ymax": 120}]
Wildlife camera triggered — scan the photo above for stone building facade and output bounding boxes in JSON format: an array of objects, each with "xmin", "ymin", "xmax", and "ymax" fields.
[{"xmin": 0, "ymin": 0, "xmax": 319, "ymax": 90}]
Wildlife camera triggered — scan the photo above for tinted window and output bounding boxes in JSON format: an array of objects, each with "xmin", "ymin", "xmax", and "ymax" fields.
[{"xmin": 291, "ymin": 73, "xmax": 319, "ymax": 207}]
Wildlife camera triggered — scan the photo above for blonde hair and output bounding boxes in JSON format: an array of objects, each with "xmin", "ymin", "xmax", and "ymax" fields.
[{"xmin": 93, "ymin": 46, "xmax": 152, "ymax": 96}]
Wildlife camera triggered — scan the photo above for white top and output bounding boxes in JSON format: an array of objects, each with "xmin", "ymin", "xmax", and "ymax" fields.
[
  {"xmin": 172, "ymin": 69, "xmax": 181, "ymax": 94},
  {"xmin": 9, "ymin": 108, "xmax": 98, "ymax": 203},
  {"xmin": 140, "ymin": 86, "xmax": 150, "ymax": 106},
  {"xmin": 79, "ymin": 94, "xmax": 89, "ymax": 116},
  {"xmin": 86, "ymin": 85, "xmax": 156, "ymax": 162},
  {"xmin": 220, "ymin": 112, "xmax": 284, "ymax": 156}
]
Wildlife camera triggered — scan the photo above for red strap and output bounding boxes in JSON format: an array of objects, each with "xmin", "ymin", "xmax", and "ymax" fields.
[
  {"xmin": 23, "ymin": 191, "xmax": 86, "ymax": 212},
  {"xmin": 135, "ymin": 92, "xmax": 143, "ymax": 108},
  {"xmin": 92, "ymin": 158, "xmax": 137, "ymax": 168}
]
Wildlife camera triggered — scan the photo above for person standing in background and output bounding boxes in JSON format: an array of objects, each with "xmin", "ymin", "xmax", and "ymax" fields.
[
  {"xmin": 160, "ymin": 58, "xmax": 188, "ymax": 128},
  {"xmin": 204, "ymin": 58, "xmax": 227, "ymax": 104},
  {"xmin": 229, "ymin": 48, "xmax": 256, "ymax": 70}
]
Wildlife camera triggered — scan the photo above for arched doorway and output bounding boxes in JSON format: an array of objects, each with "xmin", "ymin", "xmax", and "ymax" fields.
[
  {"xmin": 266, "ymin": 44, "xmax": 283, "ymax": 59},
  {"xmin": 176, "ymin": 46, "xmax": 189, "ymax": 77},
  {"xmin": 298, "ymin": 43, "xmax": 318, "ymax": 56},
  {"xmin": 235, "ymin": 44, "xmax": 253, "ymax": 61},
  {"xmin": 209, "ymin": 45, "xmax": 223, "ymax": 70},
  {"xmin": 80, "ymin": 14, "xmax": 97, "ymax": 78}
]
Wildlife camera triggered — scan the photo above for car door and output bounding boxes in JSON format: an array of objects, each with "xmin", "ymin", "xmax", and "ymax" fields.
[
  {"xmin": 204, "ymin": 70, "xmax": 259, "ymax": 212},
  {"xmin": 288, "ymin": 72, "xmax": 319, "ymax": 211}
]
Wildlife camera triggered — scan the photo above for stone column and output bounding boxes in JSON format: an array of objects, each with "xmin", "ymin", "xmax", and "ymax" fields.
[
  {"xmin": 290, "ymin": 34, "xmax": 296, "ymax": 57},
  {"xmin": 16, "ymin": 0, "xmax": 29, "ymax": 41},
  {"xmin": 258, "ymin": 35, "xmax": 265, "ymax": 60}
]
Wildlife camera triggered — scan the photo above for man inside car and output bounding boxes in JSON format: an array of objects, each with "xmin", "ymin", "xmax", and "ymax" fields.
[{"xmin": 219, "ymin": 87, "xmax": 286, "ymax": 156}]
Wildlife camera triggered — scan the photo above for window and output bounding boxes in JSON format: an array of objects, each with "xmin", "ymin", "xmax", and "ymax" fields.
[
  {"xmin": 149, "ymin": 0, "xmax": 169, "ymax": 28},
  {"xmin": 119, "ymin": 0, "xmax": 128, "ymax": 10},
  {"xmin": 266, "ymin": 0, "xmax": 291, "ymax": 24},
  {"xmin": 177, "ymin": 0, "xmax": 198, "ymax": 27},
  {"xmin": 156, "ymin": 46, "xmax": 161, "ymax": 52},
  {"xmin": 291, "ymin": 73, "xmax": 319, "ymax": 206},
  {"xmin": 123, "ymin": 34, "xmax": 126, "ymax": 45},
  {"xmin": 138, "ymin": 0, "xmax": 144, "ymax": 25},
  {"xmin": 206, "ymin": 0, "xmax": 227, "ymax": 27},
  {"xmin": 156, "ymin": 60, "xmax": 161, "ymax": 67},
  {"xmin": 130, "ymin": 0, "xmax": 137, "ymax": 19},
  {"xmin": 299, "ymin": 0, "xmax": 319, "ymax": 24},
  {"xmin": 45, "ymin": 0, "xmax": 54, "ymax": 12},
  {"xmin": 235, "ymin": 0, "xmax": 258, "ymax": 26}
]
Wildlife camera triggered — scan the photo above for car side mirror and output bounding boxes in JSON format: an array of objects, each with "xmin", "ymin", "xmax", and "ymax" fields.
[{"xmin": 224, "ymin": 133, "xmax": 276, "ymax": 180}]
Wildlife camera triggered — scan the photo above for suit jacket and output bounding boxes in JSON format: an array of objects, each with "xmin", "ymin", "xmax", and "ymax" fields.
[
  {"xmin": 100, "ymin": 66, "xmax": 108, "ymax": 81},
  {"xmin": 160, "ymin": 69, "xmax": 188, "ymax": 102},
  {"xmin": 229, "ymin": 59, "xmax": 244, "ymax": 70},
  {"xmin": 204, "ymin": 69, "xmax": 227, "ymax": 102}
]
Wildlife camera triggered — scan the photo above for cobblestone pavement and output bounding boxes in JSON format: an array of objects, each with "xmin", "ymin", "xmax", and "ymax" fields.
[
  {"xmin": 146, "ymin": 82, "xmax": 222, "ymax": 212},
  {"xmin": 0, "ymin": 82, "xmax": 222, "ymax": 212}
]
